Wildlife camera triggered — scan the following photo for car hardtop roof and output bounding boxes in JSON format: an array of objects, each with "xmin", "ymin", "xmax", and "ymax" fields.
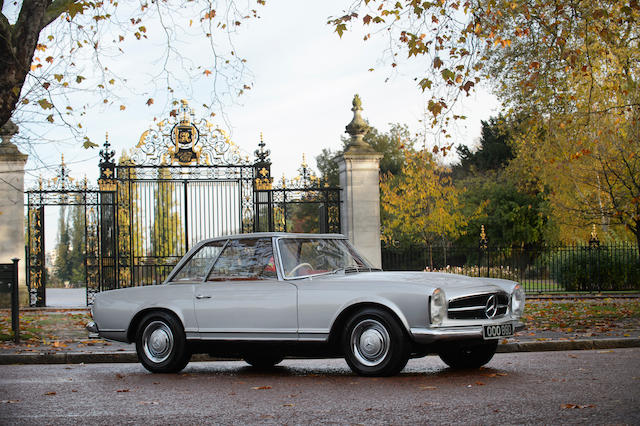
[{"xmin": 197, "ymin": 232, "xmax": 346, "ymax": 245}]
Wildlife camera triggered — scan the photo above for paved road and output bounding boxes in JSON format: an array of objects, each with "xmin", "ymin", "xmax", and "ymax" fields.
[
  {"xmin": 1, "ymin": 349, "xmax": 639, "ymax": 424},
  {"xmin": 45, "ymin": 288, "xmax": 86, "ymax": 308}
]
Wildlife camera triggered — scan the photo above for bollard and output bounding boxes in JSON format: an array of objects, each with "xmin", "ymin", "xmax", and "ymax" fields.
[{"xmin": 11, "ymin": 258, "xmax": 19, "ymax": 343}]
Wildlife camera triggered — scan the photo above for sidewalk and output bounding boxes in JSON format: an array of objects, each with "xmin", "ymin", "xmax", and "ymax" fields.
[{"xmin": 1, "ymin": 297, "xmax": 639, "ymax": 365}]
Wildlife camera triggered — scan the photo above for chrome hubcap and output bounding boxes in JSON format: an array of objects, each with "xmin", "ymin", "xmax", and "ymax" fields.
[
  {"xmin": 351, "ymin": 319, "xmax": 390, "ymax": 367},
  {"xmin": 142, "ymin": 321, "xmax": 174, "ymax": 363}
]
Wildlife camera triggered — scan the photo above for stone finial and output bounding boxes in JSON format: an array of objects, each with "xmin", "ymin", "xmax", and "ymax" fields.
[
  {"xmin": 0, "ymin": 120, "xmax": 18, "ymax": 143},
  {"xmin": 344, "ymin": 94, "xmax": 374, "ymax": 153},
  {"xmin": 0, "ymin": 120, "xmax": 27, "ymax": 162}
]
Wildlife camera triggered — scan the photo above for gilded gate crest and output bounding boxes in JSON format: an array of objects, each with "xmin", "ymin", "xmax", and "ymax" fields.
[{"xmin": 134, "ymin": 100, "xmax": 250, "ymax": 166}]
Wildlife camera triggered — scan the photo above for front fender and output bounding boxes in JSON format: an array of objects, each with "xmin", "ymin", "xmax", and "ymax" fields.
[{"xmin": 329, "ymin": 296, "xmax": 414, "ymax": 336}]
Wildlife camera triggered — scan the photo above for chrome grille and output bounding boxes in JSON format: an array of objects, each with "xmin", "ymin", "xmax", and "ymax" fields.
[{"xmin": 447, "ymin": 293, "xmax": 509, "ymax": 320}]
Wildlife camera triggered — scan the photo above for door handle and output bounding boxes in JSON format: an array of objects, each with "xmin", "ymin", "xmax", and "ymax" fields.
[{"xmin": 195, "ymin": 294, "xmax": 212, "ymax": 299}]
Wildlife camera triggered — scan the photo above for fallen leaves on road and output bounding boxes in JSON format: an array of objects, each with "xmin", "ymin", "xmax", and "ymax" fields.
[
  {"xmin": 482, "ymin": 372, "xmax": 508, "ymax": 377},
  {"xmin": 561, "ymin": 403, "xmax": 595, "ymax": 409},
  {"xmin": 44, "ymin": 392, "xmax": 56, "ymax": 396},
  {"xmin": 251, "ymin": 386, "xmax": 271, "ymax": 390},
  {"xmin": 1, "ymin": 400, "xmax": 20, "ymax": 404},
  {"xmin": 116, "ymin": 389, "xmax": 130, "ymax": 393}
]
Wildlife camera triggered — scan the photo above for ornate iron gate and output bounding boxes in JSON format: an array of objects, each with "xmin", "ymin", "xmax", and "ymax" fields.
[
  {"xmin": 25, "ymin": 158, "xmax": 108, "ymax": 306},
  {"xmin": 25, "ymin": 101, "xmax": 341, "ymax": 305},
  {"xmin": 97, "ymin": 102, "xmax": 257, "ymax": 288}
]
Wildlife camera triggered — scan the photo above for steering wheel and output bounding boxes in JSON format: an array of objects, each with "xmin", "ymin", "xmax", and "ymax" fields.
[{"xmin": 287, "ymin": 262, "xmax": 313, "ymax": 277}]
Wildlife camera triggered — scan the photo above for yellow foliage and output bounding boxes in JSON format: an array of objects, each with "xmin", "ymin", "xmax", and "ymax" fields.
[{"xmin": 380, "ymin": 149, "xmax": 467, "ymax": 246}]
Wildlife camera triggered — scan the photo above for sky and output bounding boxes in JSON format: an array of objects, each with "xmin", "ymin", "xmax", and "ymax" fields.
[
  {"xmin": 5, "ymin": 0, "xmax": 501, "ymax": 187},
  {"xmin": 4, "ymin": 0, "xmax": 501, "ymax": 253}
]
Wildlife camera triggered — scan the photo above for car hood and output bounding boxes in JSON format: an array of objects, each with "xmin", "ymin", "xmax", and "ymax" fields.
[{"xmin": 305, "ymin": 271, "xmax": 516, "ymax": 299}]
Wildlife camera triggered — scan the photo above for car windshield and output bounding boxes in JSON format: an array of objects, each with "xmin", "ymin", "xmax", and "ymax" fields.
[{"xmin": 277, "ymin": 238, "xmax": 373, "ymax": 278}]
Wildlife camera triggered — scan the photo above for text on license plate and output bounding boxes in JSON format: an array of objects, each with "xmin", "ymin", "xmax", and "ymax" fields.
[{"xmin": 483, "ymin": 323, "xmax": 514, "ymax": 339}]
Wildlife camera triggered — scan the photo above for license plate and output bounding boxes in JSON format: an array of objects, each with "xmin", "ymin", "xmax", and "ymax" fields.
[{"xmin": 483, "ymin": 323, "xmax": 514, "ymax": 339}]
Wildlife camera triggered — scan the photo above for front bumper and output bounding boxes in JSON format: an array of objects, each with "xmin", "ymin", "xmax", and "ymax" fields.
[{"xmin": 410, "ymin": 321, "xmax": 525, "ymax": 344}]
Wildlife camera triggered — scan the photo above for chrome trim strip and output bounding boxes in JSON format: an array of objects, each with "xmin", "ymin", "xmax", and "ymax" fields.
[
  {"xmin": 448, "ymin": 305, "xmax": 486, "ymax": 312},
  {"xmin": 449, "ymin": 291, "xmax": 510, "ymax": 301},
  {"xmin": 196, "ymin": 331, "xmax": 298, "ymax": 341},
  {"xmin": 298, "ymin": 333, "xmax": 329, "ymax": 342}
]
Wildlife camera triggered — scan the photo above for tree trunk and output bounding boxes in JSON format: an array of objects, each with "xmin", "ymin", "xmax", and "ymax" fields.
[{"xmin": 0, "ymin": 0, "xmax": 69, "ymax": 129}]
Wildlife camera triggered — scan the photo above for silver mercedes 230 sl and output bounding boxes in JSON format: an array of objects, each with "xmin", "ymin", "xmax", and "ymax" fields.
[{"xmin": 87, "ymin": 233, "xmax": 525, "ymax": 376}]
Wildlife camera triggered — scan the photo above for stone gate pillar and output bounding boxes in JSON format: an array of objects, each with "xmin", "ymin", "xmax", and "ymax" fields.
[
  {"xmin": 337, "ymin": 95, "xmax": 383, "ymax": 268},
  {"xmin": 0, "ymin": 121, "xmax": 28, "ymax": 286}
]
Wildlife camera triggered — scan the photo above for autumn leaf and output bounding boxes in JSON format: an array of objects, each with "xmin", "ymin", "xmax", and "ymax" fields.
[
  {"xmin": 120, "ymin": 105, "xmax": 126, "ymax": 111},
  {"xmin": 75, "ymin": 75, "xmax": 85, "ymax": 84},
  {"xmin": 561, "ymin": 403, "xmax": 595, "ymax": 409},
  {"xmin": 116, "ymin": 389, "xmax": 130, "ymax": 393},
  {"xmin": 251, "ymin": 386, "xmax": 272, "ymax": 390},
  {"xmin": 83, "ymin": 136, "xmax": 98, "ymax": 149},
  {"xmin": 67, "ymin": 3, "xmax": 86, "ymax": 18},
  {"xmin": 335, "ymin": 23, "xmax": 347, "ymax": 38},
  {"xmin": 38, "ymin": 99, "xmax": 54, "ymax": 110},
  {"xmin": 146, "ymin": 98, "xmax": 154, "ymax": 106},
  {"xmin": 203, "ymin": 69, "xmax": 212, "ymax": 76},
  {"xmin": 44, "ymin": 392, "xmax": 56, "ymax": 396},
  {"xmin": 46, "ymin": 115, "xmax": 54, "ymax": 123}
]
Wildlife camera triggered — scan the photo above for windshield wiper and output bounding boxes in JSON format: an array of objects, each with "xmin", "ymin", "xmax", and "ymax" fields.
[{"xmin": 332, "ymin": 266, "xmax": 383, "ymax": 274}]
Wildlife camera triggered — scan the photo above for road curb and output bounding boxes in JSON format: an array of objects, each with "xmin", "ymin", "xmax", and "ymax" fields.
[
  {"xmin": 497, "ymin": 337, "xmax": 640, "ymax": 353},
  {"xmin": 1, "ymin": 338, "xmax": 639, "ymax": 365}
]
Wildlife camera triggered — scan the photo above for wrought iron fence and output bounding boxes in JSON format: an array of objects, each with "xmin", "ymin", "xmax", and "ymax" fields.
[{"xmin": 381, "ymin": 243, "xmax": 640, "ymax": 293}]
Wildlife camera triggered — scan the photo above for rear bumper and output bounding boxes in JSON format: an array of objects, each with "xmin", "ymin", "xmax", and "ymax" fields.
[
  {"xmin": 410, "ymin": 321, "xmax": 525, "ymax": 344},
  {"xmin": 86, "ymin": 321, "xmax": 99, "ymax": 338}
]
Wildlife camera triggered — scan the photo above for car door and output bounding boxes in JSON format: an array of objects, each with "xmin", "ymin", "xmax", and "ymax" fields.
[{"xmin": 193, "ymin": 238, "xmax": 298, "ymax": 340}]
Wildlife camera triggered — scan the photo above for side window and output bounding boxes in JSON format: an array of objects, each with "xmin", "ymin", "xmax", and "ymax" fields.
[
  {"xmin": 207, "ymin": 238, "xmax": 276, "ymax": 281},
  {"xmin": 172, "ymin": 241, "xmax": 226, "ymax": 282}
]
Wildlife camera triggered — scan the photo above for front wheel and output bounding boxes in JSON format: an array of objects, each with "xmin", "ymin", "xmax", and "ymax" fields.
[
  {"xmin": 438, "ymin": 340, "xmax": 498, "ymax": 369},
  {"xmin": 136, "ymin": 311, "xmax": 191, "ymax": 373},
  {"xmin": 342, "ymin": 308, "xmax": 409, "ymax": 377}
]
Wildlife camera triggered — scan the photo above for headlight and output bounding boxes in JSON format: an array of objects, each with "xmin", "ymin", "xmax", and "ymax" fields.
[
  {"xmin": 511, "ymin": 284, "xmax": 525, "ymax": 317},
  {"xmin": 430, "ymin": 288, "xmax": 446, "ymax": 325}
]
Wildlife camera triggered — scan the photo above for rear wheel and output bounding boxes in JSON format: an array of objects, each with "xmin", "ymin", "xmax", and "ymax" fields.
[
  {"xmin": 342, "ymin": 308, "xmax": 409, "ymax": 376},
  {"xmin": 243, "ymin": 354, "xmax": 284, "ymax": 369},
  {"xmin": 135, "ymin": 311, "xmax": 191, "ymax": 373},
  {"xmin": 438, "ymin": 340, "xmax": 498, "ymax": 369}
]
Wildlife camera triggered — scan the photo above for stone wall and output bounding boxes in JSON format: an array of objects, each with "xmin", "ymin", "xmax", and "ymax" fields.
[{"xmin": 0, "ymin": 121, "xmax": 27, "ymax": 285}]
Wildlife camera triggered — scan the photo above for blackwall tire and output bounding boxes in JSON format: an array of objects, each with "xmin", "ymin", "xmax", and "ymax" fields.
[
  {"xmin": 135, "ymin": 311, "xmax": 191, "ymax": 373},
  {"xmin": 342, "ymin": 308, "xmax": 409, "ymax": 377},
  {"xmin": 438, "ymin": 340, "xmax": 498, "ymax": 370}
]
